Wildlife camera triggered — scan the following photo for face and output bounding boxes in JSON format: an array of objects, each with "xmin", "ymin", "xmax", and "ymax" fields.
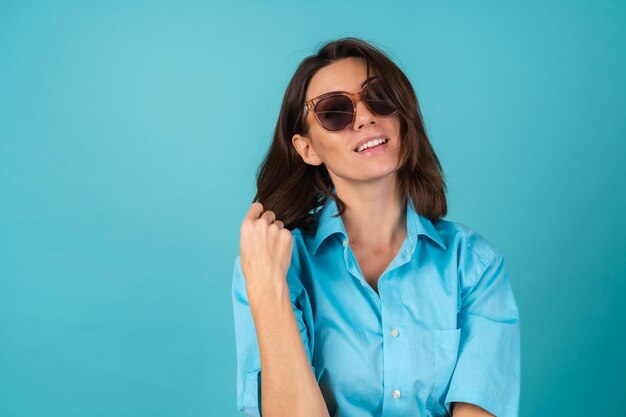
[{"xmin": 292, "ymin": 57, "xmax": 402, "ymax": 186}]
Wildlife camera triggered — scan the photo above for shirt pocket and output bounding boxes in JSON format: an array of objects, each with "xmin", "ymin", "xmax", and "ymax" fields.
[{"xmin": 426, "ymin": 328, "xmax": 461, "ymax": 415}]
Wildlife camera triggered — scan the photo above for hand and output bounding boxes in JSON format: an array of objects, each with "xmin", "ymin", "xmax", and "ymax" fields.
[{"xmin": 239, "ymin": 202, "xmax": 293, "ymax": 298}]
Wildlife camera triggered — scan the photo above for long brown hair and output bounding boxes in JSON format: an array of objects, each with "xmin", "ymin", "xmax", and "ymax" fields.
[{"xmin": 253, "ymin": 37, "xmax": 447, "ymax": 234}]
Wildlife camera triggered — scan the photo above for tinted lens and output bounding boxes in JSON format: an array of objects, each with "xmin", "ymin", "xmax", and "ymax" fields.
[
  {"xmin": 364, "ymin": 78, "xmax": 397, "ymax": 116},
  {"xmin": 314, "ymin": 95, "xmax": 354, "ymax": 131}
]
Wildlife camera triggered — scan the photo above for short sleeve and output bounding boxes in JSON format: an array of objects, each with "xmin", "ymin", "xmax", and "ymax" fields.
[
  {"xmin": 231, "ymin": 254, "xmax": 315, "ymax": 417},
  {"xmin": 445, "ymin": 254, "xmax": 521, "ymax": 417}
]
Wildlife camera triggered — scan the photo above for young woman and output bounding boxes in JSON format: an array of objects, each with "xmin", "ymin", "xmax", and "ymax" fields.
[{"xmin": 232, "ymin": 37, "xmax": 520, "ymax": 417}]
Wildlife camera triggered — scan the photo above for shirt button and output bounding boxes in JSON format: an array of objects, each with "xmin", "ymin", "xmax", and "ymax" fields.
[
  {"xmin": 392, "ymin": 389, "xmax": 401, "ymax": 399},
  {"xmin": 390, "ymin": 328, "xmax": 399, "ymax": 337},
  {"xmin": 343, "ymin": 240, "xmax": 348, "ymax": 248}
]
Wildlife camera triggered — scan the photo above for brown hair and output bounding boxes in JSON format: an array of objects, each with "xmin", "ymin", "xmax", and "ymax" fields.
[{"xmin": 253, "ymin": 37, "xmax": 447, "ymax": 234}]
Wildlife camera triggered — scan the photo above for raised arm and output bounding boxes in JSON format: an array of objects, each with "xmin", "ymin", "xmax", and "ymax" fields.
[{"xmin": 239, "ymin": 202, "xmax": 330, "ymax": 417}]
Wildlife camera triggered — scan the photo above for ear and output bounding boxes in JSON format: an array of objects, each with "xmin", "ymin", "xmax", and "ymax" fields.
[{"xmin": 292, "ymin": 133, "xmax": 323, "ymax": 166}]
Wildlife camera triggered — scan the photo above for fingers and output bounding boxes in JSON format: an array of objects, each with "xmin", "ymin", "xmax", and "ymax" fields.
[
  {"xmin": 245, "ymin": 201, "xmax": 264, "ymax": 220},
  {"xmin": 244, "ymin": 201, "xmax": 285, "ymax": 227},
  {"xmin": 260, "ymin": 210, "xmax": 276, "ymax": 224}
]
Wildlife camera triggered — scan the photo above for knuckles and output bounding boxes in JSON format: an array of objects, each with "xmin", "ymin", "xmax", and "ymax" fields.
[
  {"xmin": 240, "ymin": 203, "xmax": 292, "ymax": 241},
  {"xmin": 240, "ymin": 215, "xmax": 291, "ymax": 238}
]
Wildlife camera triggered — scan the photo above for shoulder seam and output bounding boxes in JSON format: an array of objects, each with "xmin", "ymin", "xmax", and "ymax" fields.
[
  {"xmin": 467, "ymin": 243, "xmax": 499, "ymax": 266},
  {"xmin": 468, "ymin": 253, "xmax": 504, "ymax": 290}
]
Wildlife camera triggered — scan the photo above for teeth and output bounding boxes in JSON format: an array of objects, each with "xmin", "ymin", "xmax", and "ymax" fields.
[{"xmin": 357, "ymin": 138, "xmax": 388, "ymax": 153}]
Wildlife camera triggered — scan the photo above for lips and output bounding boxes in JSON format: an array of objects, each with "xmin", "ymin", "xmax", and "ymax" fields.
[
  {"xmin": 353, "ymin": 134, "xmax": 389, "ymax": 152},
  {"xmin": 355, "ymin": 140, "xmax": 389, "ymax": 157},
  {"xmin": 356, "ymin": 138, "xmax": 388, "ymax": 153}
]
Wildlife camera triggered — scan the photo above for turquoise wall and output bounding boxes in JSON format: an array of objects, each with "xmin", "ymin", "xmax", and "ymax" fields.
[{"xmin": 1, "ymin": 1, "xmax": 624, "ymax": 416}]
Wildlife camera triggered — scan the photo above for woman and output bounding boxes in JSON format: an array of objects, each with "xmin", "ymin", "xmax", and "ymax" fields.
[{"xmin": 232, "ymin": 37, "xmax": 520, "ymax": 417}]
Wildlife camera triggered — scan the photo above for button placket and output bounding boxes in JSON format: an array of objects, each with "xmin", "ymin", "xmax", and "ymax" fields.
[{"xmin": 379, "ymin": 272, "xmax": 412, "ymax": 415}]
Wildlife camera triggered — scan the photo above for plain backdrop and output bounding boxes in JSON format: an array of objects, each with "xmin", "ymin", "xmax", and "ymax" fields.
[{"xmin": 1, "ymin": 1, "xmax": 624, "ymax": 416}]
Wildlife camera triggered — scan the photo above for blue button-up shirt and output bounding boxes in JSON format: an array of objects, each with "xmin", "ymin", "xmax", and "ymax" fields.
[{"xmin": 232, "ymin": 197, "xmax": 520, "ymax": 417}]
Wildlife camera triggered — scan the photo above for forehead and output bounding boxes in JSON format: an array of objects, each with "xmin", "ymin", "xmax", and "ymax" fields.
[{"xmin": 306, "ymin": 57, "xmax": 370, "ymax": 100}]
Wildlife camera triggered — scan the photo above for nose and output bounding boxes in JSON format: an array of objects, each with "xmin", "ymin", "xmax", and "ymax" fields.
[{"xmin": 353, "ymin": 98, "xmax": 376, "ymax": 130}]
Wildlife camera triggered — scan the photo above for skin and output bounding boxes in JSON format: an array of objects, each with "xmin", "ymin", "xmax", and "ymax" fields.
[
  {"xmin": 292, "ymin": 57, "xmax": 407, "ymax": 259},
  {"xmin": 240, "ymin": 202, "xmax": 328, "ymax": 417},
  {"xmin": 239, "ymin": 57, "xmax": 494, "ymax": 417}
]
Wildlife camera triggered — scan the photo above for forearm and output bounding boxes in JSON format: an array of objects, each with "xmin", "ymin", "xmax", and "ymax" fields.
[{"xmin": 248, "ymin": 282, "xmax": 330, "ymax": 417}]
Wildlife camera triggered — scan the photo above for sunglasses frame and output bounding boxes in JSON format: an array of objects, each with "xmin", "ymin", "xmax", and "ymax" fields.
[{"xmin": 303, "ymin": 76, "xmax": 399, "ymax": 132}]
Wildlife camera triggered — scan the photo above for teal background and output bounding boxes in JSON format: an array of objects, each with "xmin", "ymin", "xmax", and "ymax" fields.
[{"xmin": 1, "ymin": 1, "xmax": 624, "ymax": 416}]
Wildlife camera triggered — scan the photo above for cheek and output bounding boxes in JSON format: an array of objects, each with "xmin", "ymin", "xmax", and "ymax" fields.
[
  {"xmin": 391, "ymin": 116, "xmax": 402, "ymax": 134},
  {"xmin": 317, "ymin": 143, "xmax": 347, "ymax": 164},
  {"xmin": 309, "ymin": 131, "xmax": 346, "ymax": 160}
]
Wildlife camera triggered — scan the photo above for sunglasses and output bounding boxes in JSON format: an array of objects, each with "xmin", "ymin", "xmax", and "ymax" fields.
[{"xmin": 303, "ymin": 76, "xmax": 399, "ymax": 132}]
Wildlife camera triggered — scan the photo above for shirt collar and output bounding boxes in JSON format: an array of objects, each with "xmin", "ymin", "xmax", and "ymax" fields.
[{"xmin": 311, "ymin": 196, "xmax": 447, "ymax": 255}]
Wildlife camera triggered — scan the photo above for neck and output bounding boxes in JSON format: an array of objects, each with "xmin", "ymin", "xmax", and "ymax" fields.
[{"xmin": 331, "ymin": 173, "xmax": 407, "ymax": 249}]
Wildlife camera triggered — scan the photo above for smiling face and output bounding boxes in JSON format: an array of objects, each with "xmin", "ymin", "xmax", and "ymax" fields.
[{"xmin": 291, "ymin": 57, "xmax": 402, "ymax": 186}]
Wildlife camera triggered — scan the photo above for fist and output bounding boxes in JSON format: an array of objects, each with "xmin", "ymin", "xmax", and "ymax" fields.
[{"xmin": 239, "ymin": 202, "xmax": 293, "ymax": 297}]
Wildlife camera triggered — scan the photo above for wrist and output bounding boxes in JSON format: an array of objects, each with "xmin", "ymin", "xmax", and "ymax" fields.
[
  {"xmin": 246, "ymin": 278, "xmax": 290, "ymax": 304},
  {"xmin": 248, "ymin": 282, "xmax": 293, "ymax": 327}
]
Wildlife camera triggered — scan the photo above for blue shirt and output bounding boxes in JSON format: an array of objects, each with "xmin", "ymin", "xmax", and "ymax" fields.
[{"xmin": 232, "ymin": 197, "xmax": 520, "ymax": 417}]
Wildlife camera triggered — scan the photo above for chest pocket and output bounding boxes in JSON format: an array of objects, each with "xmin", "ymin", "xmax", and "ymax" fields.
[{"xmin": 426, "ymin": 328, "xmax": 461, "ymax": 415}]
